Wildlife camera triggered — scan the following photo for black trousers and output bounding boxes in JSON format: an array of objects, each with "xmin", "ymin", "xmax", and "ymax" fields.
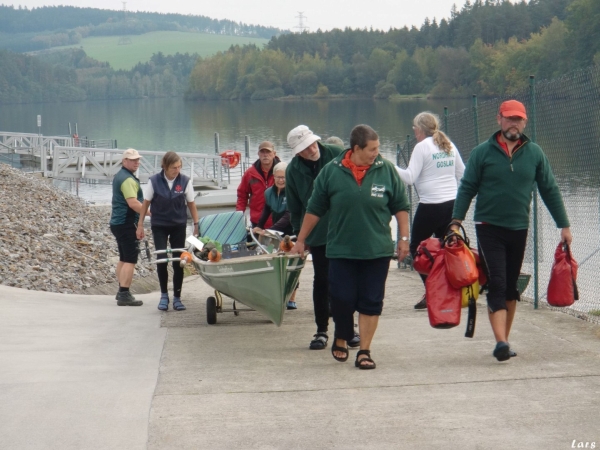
[
  {"xmin": 310, "ymin": 245, "xmax": 330, "ymax": 333},
  {"xmin": 329, "ymin": 257, "xmax": 391, "ymax": 341},
  {"xmin": 476, "ymin": 224, "xmax": 528, "ymax": 313},
  {"xmin": 152, "ymin": 224, "xmax": 187, "ymax": 297},
  {"xmin": 410, "ymin": 200, "xmax": 455, "ymax": 284}
]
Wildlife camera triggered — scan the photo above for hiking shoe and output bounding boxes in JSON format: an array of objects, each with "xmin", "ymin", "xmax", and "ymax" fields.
[
  {"xmin": 116, "ymin": 291, "xmax": 143, "ymax": 306},
  {"xmin": 309, "ymin": 332, "xmax": 328, "ymax": 350},
  {"xmin": 286, "ymin": 301, "xmax": 297, "ymax": 310},
  {"xmin": 158, "ymin": 293, "xmax": 169, "ymax": 311},
  {"xmin": 348, "ymin": 332, "xmax": 361, "ymax": 348},
  {"xmin": 414, "ymin": 295, "xmax": 427, "ymax": 310},
  {"xmin": 493, "ymin": 341, "xmax": 511, "ymax": 361}
]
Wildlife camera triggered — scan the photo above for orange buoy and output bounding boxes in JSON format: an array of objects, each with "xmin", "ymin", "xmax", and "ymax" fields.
[
  {"xmin": 220, "ymin": 150, "xmax": 241, "ymax": 169},
  {"xmin": 208, "ymin": 248, "xmax": 222, "ymax": 262},
  {"xmin": 279, "ymin": 235, "xmax": 294, "ymax": 252},
  {"xmin": 179, "ymin": 251, "xmax": 193, "ymax": 266}
]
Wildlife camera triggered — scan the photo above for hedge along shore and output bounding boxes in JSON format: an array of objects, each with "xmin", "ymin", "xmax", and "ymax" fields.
[{"xmin": 0, "ymin": 164, "xmax": 158, "ymax": 295}]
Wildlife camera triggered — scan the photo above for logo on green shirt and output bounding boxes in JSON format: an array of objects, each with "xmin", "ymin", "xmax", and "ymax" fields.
[{"xmin": 371, "ymin": 184, "xmax": 386, "ymax": 198}]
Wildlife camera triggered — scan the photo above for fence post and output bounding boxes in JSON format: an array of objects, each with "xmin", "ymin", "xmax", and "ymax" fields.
[
  {"xmin": 529, "ymin": 75, "xmax": 539, "ymax": 309},
  {"xmin": 214, "ymin": 132, "xmax": 219, "ymax": 181},
  {"xmin": 472, "ymin": 95, "xmax": 479, "ymax": 146},
  {"xmin": 444, "ymin": 106, "xmax": 449, "ymax": 134},
  {"xmin": 406, "ymin": 135, "xmax": 412, "ymax": 223},
  {"xmin": 244, "ymin": 135, "xmax": 250, "ymax": 172},
  {"xmin": 396, "ymin": 142, "xmax": 402, "ymax": 268},
  {"xmin": 40, "ymin": 140, "xmax": 46, "ymax": 173}
]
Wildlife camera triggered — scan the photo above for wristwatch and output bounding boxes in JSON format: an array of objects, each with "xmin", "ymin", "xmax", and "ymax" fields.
[{"xmin": 400, "ymin": 236, "xmax": 409, "ymax": 242}]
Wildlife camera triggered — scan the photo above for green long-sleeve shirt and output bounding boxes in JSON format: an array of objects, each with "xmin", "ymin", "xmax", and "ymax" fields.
[
  {"xmin": 453, "ymin": 132, "xmax": 570, "ymax": 229},
  {"xmin": 307, "ymin": 151, "xmax": 410, "ymax": 259},
  {"xmin": 285, "ymin": 142, "xmax": 343, "ymax": 246}
]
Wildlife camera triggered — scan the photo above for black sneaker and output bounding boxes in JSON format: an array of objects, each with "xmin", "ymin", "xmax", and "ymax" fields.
[
  {"xmin": 414, "ymin": 295, "xmax": 427, "ymax": 310},
  {"xmin": 116, "ymin": 291, "xmax": 143, "ymax": 306},
  {"xmin": 493, "ymin": 341, "xmax": 511, "ymax": 361},
  {"xmin": 309, "ymin": 332, "xmax": 328, "ymax": 350}
]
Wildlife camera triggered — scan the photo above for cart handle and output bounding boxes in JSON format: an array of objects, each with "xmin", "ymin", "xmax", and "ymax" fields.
[
  {"xmin": 249, "ymin": 227, "xmax": 271, "ymax": 255},
  {"xmin": 153, "ymin": 248, "xmax": 188, "ymax": 255}
]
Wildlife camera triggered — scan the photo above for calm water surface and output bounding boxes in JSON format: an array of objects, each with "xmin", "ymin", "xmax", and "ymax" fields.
[{"xmin": 0, "ymin": 98, "xmax": 472, "ymax": 161}]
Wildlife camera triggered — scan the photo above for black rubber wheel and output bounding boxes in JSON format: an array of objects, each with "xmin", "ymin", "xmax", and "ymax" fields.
[{"xmin": 207, "ymin": 296, "xmax": 217, "ymax": 325}]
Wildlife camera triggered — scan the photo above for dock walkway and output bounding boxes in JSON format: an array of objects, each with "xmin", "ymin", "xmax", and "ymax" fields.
[{"xmin": 2, "ymin": 263, "xmax": 599, "ymax": 449}]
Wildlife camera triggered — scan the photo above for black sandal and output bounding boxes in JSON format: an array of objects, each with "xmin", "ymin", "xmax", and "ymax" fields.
[
  {"xmin": 355, "ymin": 350, "xmax": 376, "ymax": 370},
  {"xmin": 331, "ymin": 339, "xmax": 349, "ymax": 362}
]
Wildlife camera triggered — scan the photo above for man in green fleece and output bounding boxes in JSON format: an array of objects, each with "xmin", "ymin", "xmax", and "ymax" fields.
[
  {"xmin": 286, "ymin": 125, "xmax": 359, "ymax": 350},
  {"xmin": 451, "ymin": 100, "xmax": 572, "ymax": 362},
  {"xmin": 290, "ymin": 124, "xmax": 410, "ymax": 369}
]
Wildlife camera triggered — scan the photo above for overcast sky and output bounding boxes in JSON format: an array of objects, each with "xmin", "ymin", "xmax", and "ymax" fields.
[{"xmin": 13, "ymin": 0, "xmax": 465, "ymax": 32}]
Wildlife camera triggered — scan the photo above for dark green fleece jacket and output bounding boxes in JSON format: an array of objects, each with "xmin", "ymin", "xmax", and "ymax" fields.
[
  {"xmin": 307, "ymin": 151, "xmax": 410, "ymax": 259},
  {"xmin": 453, "ymin": 132, "xmax": 569, "ymax": 230},
  {"xmin": 286, "ymin": 142, "xmax": 343, "ymax": 246}
]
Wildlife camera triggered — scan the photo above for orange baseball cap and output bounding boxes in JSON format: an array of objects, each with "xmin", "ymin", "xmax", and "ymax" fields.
[{"xmin": 499, "ymin": 100, "xmax": 527, "ymax": 119}]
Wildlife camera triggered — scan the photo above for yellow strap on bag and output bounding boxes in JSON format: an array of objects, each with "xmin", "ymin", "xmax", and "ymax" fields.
[
  {"xmin": 461, "ymin": 279, "xmax": 479, "ymax": 308},
  {"xmin": 463, "ymin": 280, "xmax": 478, "ymax": 338}
]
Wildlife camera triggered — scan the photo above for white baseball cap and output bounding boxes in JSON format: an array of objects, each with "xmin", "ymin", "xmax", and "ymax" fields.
[{"xmin": 122, "ymin": 148, "xmax": 142, "ymax": 160}]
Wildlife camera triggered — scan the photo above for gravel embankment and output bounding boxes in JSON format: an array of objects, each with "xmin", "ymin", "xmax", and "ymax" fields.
[{"xmin": 0, "ymin": 164, "xmax": 155, "ymax": 294}]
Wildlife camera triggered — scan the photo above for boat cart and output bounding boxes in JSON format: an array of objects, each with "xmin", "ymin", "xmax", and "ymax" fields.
[{"xmin": 154, "ymin": 212, "xmax": 305, "ymax": 326}]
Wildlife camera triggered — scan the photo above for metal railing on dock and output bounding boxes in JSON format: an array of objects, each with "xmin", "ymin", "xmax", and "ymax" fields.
[{"xmin": 51, "ymin": 146, "xmax": 238, "ymax": 188}]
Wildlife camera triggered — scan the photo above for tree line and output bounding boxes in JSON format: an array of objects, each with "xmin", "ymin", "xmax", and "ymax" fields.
[
  {"xmin": 0, "ymin": 5, "xmax": 285, "ymax": 53},
  {"xmin": 0, "ymin": 49, "xmax": 198, "ymax": 104},
  {"xmin": 186, "ymin": 0, "xmax": 599, "ymax": 100}
]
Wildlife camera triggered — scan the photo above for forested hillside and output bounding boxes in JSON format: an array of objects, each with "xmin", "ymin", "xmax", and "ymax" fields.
[
  {"xmin": 187, "ymin": 0, "xmax": 600, "ymax": 100},
  {"xmin": 0, "ymin": 49, "xmax": 198, "ymax": 103},
  {"xmin": 0, "ymin": 5, "xmax": 285, "ymax": 52}
]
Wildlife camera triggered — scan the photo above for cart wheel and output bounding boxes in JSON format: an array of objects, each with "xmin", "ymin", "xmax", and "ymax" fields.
[{"xmin": 207, "ymin": 296, "xmax": 217, "ymax": 325}]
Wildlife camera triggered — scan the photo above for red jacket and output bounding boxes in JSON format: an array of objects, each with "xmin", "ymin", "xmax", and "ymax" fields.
[{"xmin": 236, "ymin": 158, "xmax": 280, "ymax": 226}]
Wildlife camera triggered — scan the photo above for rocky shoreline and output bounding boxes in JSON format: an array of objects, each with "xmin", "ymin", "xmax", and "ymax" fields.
[{"xmin": 0, "ymin": 164, "xmax": 156, "ymax": 294}]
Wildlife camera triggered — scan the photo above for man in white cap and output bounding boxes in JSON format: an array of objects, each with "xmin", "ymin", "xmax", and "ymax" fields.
[
  {"xmin": 109, "ymin": 148, "xmax": 145, "ymax": 306},
  {"xmin": 286, "ymin": 125, "xmax": 360, "ymax": 350}
]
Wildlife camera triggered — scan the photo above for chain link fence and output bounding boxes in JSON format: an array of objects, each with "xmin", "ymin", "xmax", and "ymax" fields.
[{"xmin": 396, "ymin": 64, "xmax": 600, "ymax": 324}]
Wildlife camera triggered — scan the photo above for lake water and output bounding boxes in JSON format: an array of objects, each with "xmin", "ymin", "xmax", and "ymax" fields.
[
  {"xmin": 1, "ymin": 97, "xmax": 471, "ymax": 203},
  {"xmin": 0, "ymin": 97, "xmax": 472, "ymax": 161}
]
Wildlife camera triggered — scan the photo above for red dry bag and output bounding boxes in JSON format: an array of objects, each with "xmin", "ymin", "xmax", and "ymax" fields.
[
  {"xmin": 444, "ymin": 232, "xmax": 479, "ymax": 289},
  {"xmin": 547, "ymin": 242, "xmax": 578, "ymax": 307},
  {"xmin": 425, "ymin": 249, "xmax": 462, "ymax": 329},
  {"xmin": 413, "ymin": 237, "xmax": 442, "ymax": 275}
]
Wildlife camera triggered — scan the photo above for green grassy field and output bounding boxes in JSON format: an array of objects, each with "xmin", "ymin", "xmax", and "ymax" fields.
[{"xmin": 63, "ymin": 31, "xmax": 269, "ymax": 70}]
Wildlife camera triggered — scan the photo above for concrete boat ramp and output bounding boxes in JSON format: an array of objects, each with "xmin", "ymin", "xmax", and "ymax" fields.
[{"xmin": 1, "ymin": 264, "xmax": 599, "ymax": 449}]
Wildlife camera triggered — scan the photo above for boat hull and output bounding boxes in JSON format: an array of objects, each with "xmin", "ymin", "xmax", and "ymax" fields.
[{"xmin": 194, "ymin": 253, "xmax": 304, "ymax": 326}]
